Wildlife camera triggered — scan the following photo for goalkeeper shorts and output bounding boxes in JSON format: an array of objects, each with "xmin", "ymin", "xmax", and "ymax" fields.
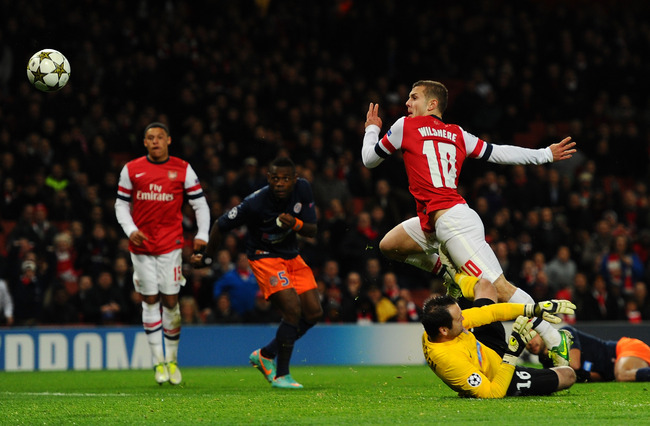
[
  {"xmin": 249, "ymin": 255, "xmax": 317, "ymax": 300},
  {"xmin": 506, "ymin": 366, "xmax": 559, "ymax": 397},
  {"xmin": 616, "ymin": 337, "xmax": 650, "ymax": 364}
]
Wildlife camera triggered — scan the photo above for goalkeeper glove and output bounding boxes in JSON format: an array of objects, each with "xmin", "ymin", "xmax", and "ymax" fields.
[
  {"xmin": 502, "ymin": 316, "xmax": 537, "ymax": 366},
  {"xmin": 524, "ymin": 299, "xmax": 576, "ymax": 324}
]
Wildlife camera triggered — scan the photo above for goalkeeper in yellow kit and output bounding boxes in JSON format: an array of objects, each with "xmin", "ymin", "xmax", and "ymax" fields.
[{"xmin": 421, "ymin": 279, "xmax": 577, "ymax": 398}]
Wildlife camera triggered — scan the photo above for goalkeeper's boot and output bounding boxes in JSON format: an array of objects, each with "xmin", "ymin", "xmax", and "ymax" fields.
[
  {"xmin": 154, "ymin": 362, "xmax": 169, "ymax": 385},
  {"xmin": 271, "ymin": 374, "xmax": 303, "ymax": 389},
  {"xmin": 549, "ymin": 329, "xmax": 573, "ymax": 367},
  {"xmin": 167, "ymin": 361, "xmax": 182, "ymax": 385},
  {"xmin": 249, "ymin": 349, "xmax": 276, "ymax": 383}
]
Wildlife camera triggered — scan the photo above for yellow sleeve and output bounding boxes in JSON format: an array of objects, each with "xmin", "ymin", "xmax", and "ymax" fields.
[{"xmin": 462, "ymin": 303, "xmax": 524, "ymax": 329}]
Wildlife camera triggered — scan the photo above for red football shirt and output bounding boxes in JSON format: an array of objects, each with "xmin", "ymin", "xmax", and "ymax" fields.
[
  {"xmin": 117, "ymin": 156, "xmax": 203, "ymax": 255},
  {"xmin": 378, "ymin": 115, "xmax": 486, "ymax": 233}
]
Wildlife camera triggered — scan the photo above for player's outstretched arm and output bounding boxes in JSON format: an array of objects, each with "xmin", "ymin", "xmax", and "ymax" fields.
[
  {"xmin": 549, "ymin": 136, "xmax": 577, "ymax": 162},
  {"xmin": 523, "ymin": 299, "xmax": 576, "ymax": 324}
]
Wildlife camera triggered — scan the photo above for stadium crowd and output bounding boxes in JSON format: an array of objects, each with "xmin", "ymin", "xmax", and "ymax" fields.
[{"xmin": 1, "ymin": 0, "xmax": 650, "ymax": 327}]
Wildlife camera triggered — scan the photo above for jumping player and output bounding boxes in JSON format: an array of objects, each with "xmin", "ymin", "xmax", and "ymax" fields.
[{"xmin": 362, "ymin": 80, "xmax": 577, "ymax": 366}]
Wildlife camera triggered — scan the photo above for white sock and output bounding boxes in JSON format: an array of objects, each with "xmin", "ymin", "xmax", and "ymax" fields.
[
  {"xmin": 405, "ymin": 252, "xmax": 441, "ymax": 274},
  {"xmin": 508, "ymin": 288, "xmax": 561, "ymax": 348},
  {"xmin": 163, "ymin": 304, "xmax": 181, "ymax": 363},
  {"xmin": 142, "ymin": 301, "xmax": 164, "ymax": 364}
]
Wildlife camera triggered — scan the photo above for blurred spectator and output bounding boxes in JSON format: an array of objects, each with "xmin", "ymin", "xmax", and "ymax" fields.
[
  {"xmin": 600, "ymin": 234, "xmax": 645, "ymax": 297},
  {"xmin": 48, "ymin": 231, "xmax": 80, "ymax": 296},
  {"xmin": 41, "ymin": 284, "xmax": 79, "ymax": 325},
  {"xmin": 364, "ymin": 179, "xmax": 409, "ymax": 230},
  {"xmin": 382, "ymin": 272, "xmax": 401, "ymax": 303},
  {"xmin": 545, "ymin": 245, "xmax": 577, "ymax": 294},
  {"xmin": 78, "ymin": 223, "xmax": 114, "ymax": 277},
  {"xmin": 339, "ymin": 212, "xmax": 380, "ymax": 274},
  {"xmin": 180, "ymin": 296, "xmax": 204, "ymax": 325},
  {"xmin": 112, "ymin": 255, "xmax": 141, "ymax": 324},
  {"xmin": 571, "ymin": 272, "xmax": 601, "ymax": 322},
  {"xmin": 388, "ymin": 298, "xmax": 418, "ymax": 323},
  {"xmin": 0, "ymin": 278, "xmax": 14, "ymax": 326},
  {"xmin": 592, "ymin": 274, "xmax": 625, "ymax": 321},
  {"xmin": 244, "ymin": 290, "xmax": 282, "ymax": 324},
  {"xmin": 339, "ymin": 271, "xmax": 363, "ymax": 323},
  {"xmin": 212, "ymin": 253, "xmax": 258, "ymax": 318},
  {"xmin": 212, "ymin": 293, "xmax": 242, "ymax": 324},
  {"xmin": 319, "ymin": 259, "xmax": 342, "ymax": 289},
  {"xmin": 231, "ymin": 157, "xmax": 266, "ymax": 199},
  {"xmin": 365, "ymin": 285, "xmax": 397, "ymax": 323},
  {"xmin": 10, "ymin": 259, "xmax": 44, "ymax": 325},
  {"xmin": 81, "ymin": 270, "xmax": 126, "ymax": 325},
  {"xmin": 632, "ymin": 281, "xmax": 650, "ymax": 321},
  {"xmin": 312, "ymin": 159, "xmax": 351, "ymax": 213},
  {"xmin": 581, "ymin": 219, "xmax": 614, "ymax": 272}
]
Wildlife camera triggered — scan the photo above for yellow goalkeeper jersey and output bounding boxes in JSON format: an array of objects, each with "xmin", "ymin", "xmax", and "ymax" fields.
[{"xmin": 422, "ymin": 303, "xmax": 525, "ymax": 398}]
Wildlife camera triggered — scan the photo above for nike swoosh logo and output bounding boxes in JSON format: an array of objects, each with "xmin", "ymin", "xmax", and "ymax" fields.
[{"xmin": 135, "ymin": 173, "xmax": 146, "ymax": 178}]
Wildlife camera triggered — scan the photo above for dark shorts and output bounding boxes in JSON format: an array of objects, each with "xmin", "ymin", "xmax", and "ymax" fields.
[
  {"xmin": 507, "ymin": 366, "xmax": 560, "ymax": 396},
  {"xmin": 471, "ymin": 298, "xmax": 559, "ymax": 397}
]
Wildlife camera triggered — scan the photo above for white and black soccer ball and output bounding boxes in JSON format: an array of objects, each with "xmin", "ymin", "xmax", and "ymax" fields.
[{"xmin": 26, "ymin": 49, "xmax": 71, "ymax": 92}]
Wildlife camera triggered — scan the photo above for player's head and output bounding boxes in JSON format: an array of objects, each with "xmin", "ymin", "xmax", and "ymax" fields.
[
  {"xmin": 525, "ymin": 333, "xmax": 547, "ymax": 355},
  {"xmin": 143, "ymin": 122, "xmax": 171, "ymax": 162},
  {"xmin": 268, "ymin": 156, "xmax": 297, "ymax": 200},
  {"xmin": 421, "ymin": 294, "xmax": 462, "ymax": 340},
  {"xmin": 407, "ymin": 80, "xmax": 448, "ymax": 117}
]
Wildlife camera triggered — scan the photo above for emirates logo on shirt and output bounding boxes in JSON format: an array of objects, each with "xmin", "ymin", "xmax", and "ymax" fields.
[{"xmin": 135, "ymin": 183, "xmax": 174, "ymax": 201}]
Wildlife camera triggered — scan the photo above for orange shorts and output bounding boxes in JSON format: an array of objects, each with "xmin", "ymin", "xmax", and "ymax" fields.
[
  {"xmin": 248, "ymin": 255, "xmax": 317, "ymax": 300},
  {"xmin": 616, "ymin": 337, "xmax": 650, "ymax": 364}
]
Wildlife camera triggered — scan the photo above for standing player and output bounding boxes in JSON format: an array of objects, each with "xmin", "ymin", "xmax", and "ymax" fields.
[
  {"xmin": 192, "ymin": 157, "xmax": 322, "ymax": 389},
  {"xmin": 362, "ymin": 80, "xmax": 577, "ymax": 366},
  {"xmin": 115, "ymin": 122, "xmax": 210, "ymax": 385},
  {"xmin": 527, "ymin": 325, "xmax": 650, "ymax": 382}
]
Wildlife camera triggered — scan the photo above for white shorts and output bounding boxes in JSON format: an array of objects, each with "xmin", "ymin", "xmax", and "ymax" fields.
[
  {"xmin": 402, "ymin": 216, "xmax": 439, "ymax": 255},
  {"xmin": 434, "ymin": 203, "xmax": 503, "ymax": 283},
  {"xmin": 130, "ymin": 249, "xmax": 186, "ymax": 296}
]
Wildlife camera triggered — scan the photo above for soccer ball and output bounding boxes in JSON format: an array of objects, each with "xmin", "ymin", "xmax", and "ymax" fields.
[{"xmin": 26, "ymin": 49, "xmax": 71, "ymax": 92}]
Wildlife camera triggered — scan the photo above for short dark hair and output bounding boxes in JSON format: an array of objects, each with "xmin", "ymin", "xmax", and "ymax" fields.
[
  {"xmin": 270, "ymin": 156, "xmax": 296, "ymax": 172},
  {"xmin": 144, "ymin": 122, "xmax": 170, "ymax": 136},
  {"xmin": 421, "ymin": 295, "xmax": 456, "ymax": 339},
  {"xmin": 412, "ymin": 80, "xmax": 448, "ymax": 114}
]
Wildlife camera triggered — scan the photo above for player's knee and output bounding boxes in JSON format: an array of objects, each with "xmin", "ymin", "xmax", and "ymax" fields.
[
  {"xmin": 555, "ymin": 366, "xmax": 576, "ymax": 390},
  {"xmin": 378, "ymin": 237, "xmax": 394, "ymax": 257},
  {"xmin": 281, "ymin": 303, "xmax": 302, "ymax": 324},
  {"xmin": 304, "ymin": 306, "xmax": 323, "ymax": 324}
]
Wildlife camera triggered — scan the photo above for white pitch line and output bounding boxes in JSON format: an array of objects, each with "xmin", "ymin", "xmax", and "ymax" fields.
[{"xmin": 1, "ymin": 391, "xmax": 184, "ymax": 397}]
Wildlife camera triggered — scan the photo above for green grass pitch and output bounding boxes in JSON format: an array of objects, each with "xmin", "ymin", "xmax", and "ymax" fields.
[{"xmin": 1, "ymin": 365, "xmax": 649, "ymax": 424}]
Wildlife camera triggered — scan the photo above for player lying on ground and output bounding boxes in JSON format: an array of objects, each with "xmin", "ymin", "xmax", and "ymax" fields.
[
  {"xmin": 421, "ymin": 279, "xmax": 576, "ymax": 398},
  {"xmin": 527, "ymin": 325, "xmax": 650, "ymax": 382}
]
